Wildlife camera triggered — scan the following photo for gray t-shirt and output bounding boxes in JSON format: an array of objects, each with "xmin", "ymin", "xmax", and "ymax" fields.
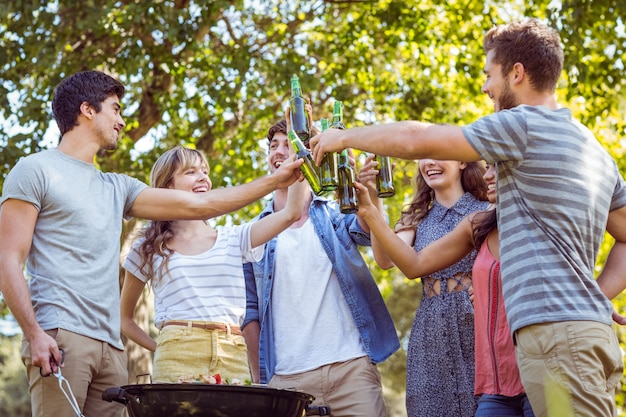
[
  {"xmin": 462, "ymin": 105, "xmax": 626, "ymax": 333},
  {"xmin": 1, "ymin": 149, "xmax": 147, "ymax": 349}
]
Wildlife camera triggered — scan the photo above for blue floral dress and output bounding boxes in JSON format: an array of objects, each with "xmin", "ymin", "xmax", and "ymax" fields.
[{"xmin": 405, "ymin": 193, "xmax": 489, "ymax": 417}]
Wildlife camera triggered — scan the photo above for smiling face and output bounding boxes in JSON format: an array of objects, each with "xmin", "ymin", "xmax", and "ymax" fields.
[
  {"xmin": 169, "ymin": 156, "xmax": 212, "ymax": 193},
  {"xmin": 418, "ymin": 159, "xmax": 467, "ymax": 192},
  {"xmin": 482, "ymin": 50, "xmax": 518, "ymax": 112},
  {"xmin": 267, "ymin": 131, "xmax": 293, "ymax": 175},
  {"xmin": 91, "ymin": 95, "xmax": 126, "ymax": 150},
  {"xmin": 150, "ymin": 146, "xmax": 212, "ymax": 193},
  {"xmin": 483, "ymin": 164, "xmax": 497, "ymax": 204}
]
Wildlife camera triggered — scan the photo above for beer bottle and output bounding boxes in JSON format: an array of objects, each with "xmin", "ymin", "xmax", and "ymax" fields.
[
  {"xmin": 331, "ymin": 101, "xmax": 358, "ymax": 213},
  {"xmin": 289, "ymin": 75, "xmax": 310, "ymax": 140},
  {"xmin": 319, "ymin": 118, "xmax": 338, "ymax": 192},
  {"xmin": 330, "ymin": 100, "xmax": 346, "ymax": 130},
  {"xmin": 337, "ymin": 148, "xmax": 358, "ymax": 214},
  {"xmin": 288, "ymin": 130, "xmax": 322, "ymax": 195},
  {"xmin": 376, "ymin": 155, "xmax": 395, "ymax": 198}
]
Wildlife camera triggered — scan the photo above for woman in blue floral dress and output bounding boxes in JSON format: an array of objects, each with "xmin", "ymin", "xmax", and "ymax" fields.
[{"xmin": 371, "ymin": 159, "xmax": 488, "ymax": 417}]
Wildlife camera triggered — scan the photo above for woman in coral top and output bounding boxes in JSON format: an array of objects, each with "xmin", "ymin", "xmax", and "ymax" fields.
[{"xmin": 357, "ymin": 163, "xmax": 533, "ymax": 416}]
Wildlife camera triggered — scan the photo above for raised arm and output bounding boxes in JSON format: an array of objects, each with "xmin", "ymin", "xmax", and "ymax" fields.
[
  {"xmin": 0, "ymin": 199, "xmax": 63, "ymax": 375},
  {"xmin": 355, "ymin": 153, "xmax": 411, "ymax": 268},
  {"xmin": 354, "ymin": 182, "xmax": 476, "ymax": 279},
  {"xmin": 129, "ymin": 155, "xmax": 303, "ymax": 221},
  {"xmin": 249, "ymin": 172, "xmax": 309, "ymax": 248},
  {"xmin": 310, "ymin": 122, "xmax": 480, "ymax": 166},
  {"xmin": 120, "ymin": 271, "xmax": 156, "ymax": 352}
]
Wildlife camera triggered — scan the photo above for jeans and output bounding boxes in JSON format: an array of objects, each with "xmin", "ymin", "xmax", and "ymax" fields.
[{"xmin": 475, "ymin": 394, "xmax": 535, "ymax": 417}]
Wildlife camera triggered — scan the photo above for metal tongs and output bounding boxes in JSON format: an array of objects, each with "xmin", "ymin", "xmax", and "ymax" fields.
[{"xmin": 40, "ymin": 349, "xmax": 86, "ymax": 417}]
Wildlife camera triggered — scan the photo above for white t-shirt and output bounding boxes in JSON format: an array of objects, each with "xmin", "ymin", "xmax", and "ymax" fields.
[
  {"xmin": 271, "ymin": 219, "xmax": 366, "ymax": 375},
  {"xmin": 124, "ymin": 223, "xmax": 262, "ymax": 328}
]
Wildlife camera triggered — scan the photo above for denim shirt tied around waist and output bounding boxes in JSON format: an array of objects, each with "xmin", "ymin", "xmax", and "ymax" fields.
[{"xmin": 243, "ymin": 194, "xmax": 400, "ymax": 384}]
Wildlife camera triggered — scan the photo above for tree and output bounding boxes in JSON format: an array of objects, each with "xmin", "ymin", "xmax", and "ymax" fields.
[{"xmin": 1, "ymin": 1, "xmax": 625, "ymax": 415}]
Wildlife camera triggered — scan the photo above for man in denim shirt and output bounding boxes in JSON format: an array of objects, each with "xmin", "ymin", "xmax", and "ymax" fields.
[{"xmin": 242, "ymin": 119, "xmax": 399, "ymax": 417}]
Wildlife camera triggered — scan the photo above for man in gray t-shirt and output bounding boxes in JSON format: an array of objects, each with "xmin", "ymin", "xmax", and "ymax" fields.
[
  {"xmin": 0, "ymin": 70, "xmax": 303, "ymax": 417},
  {"xmin": 310, "ymin": 19, "xmax": 626, "ymax": 417}
]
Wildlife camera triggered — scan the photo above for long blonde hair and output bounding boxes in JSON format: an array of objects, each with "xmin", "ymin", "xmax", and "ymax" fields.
[{"xmin": 136, "ymin": 146, "xmax": 209, "ymax": 283}]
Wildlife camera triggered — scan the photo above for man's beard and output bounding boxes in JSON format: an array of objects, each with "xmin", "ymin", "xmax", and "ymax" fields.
[{"xmin": 497, "ymin": 78, "xmax": 517, "ymax": 111}]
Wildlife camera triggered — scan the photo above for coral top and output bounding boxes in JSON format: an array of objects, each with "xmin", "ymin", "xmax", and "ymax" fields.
[{"xmin": 473, "ymin": 239, "xmax": 525, "ymax": 396}]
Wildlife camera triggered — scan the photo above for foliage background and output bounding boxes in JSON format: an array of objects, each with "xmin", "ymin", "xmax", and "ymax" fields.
[{"xmin": 1, "ymin": 1, "xmax": 625, "ymax": 415}]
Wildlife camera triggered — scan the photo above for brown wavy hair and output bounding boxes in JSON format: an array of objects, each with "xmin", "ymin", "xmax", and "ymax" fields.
[
  {"xmin": 483, "ymin": 19, "xmax": 563, "ymax": 93},
  {"xmin": 471, "ymin": 208, "xmax": 497, "ymax": 250},
  {"xmin": 395, "ymin": 161, "xmax": 488, "ymax": 233},
  {"xmin": 136, "ymin": 146, "xmax": 209, "ymax": 284}
]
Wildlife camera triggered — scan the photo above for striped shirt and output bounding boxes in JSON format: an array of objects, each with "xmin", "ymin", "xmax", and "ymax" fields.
[
  {"xmin": 124, "ymin": 223, "xmax": 262, "ymax": 328},
  {"xmin": 462, "ymin": 105, "xmax": 626, "ymax": 333}
]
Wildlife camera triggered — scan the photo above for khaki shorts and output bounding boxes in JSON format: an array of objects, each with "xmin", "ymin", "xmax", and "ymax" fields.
[{"xmin": 152, "ymin": 321, "xmax": 250, "ymax": 383}]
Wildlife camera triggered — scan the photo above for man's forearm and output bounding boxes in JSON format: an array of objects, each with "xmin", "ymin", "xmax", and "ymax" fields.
[{"xmin": 0, "ymin": 267, "xmax": 41, "ymax": 340}]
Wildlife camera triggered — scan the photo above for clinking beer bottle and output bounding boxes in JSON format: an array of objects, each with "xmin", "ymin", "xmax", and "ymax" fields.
[
  {"xmin": 289, "ymin": 75, "xmax": 310, "ymax": 141},
  {"xmin": 376, "ymin": 155, "xmax": 395, "ymax": 198},
  {"xmin": 331, "ymin": 101, "xmax": 358, "ymax": 213},
  {"xmin": 330, "ymin": 100, "xmax": 346, "ymax": 130},
  {"xmin": 319, "ymin": 118, "xmax": 338, "ymax": 192},
  {"xmin": 337, "ymin": 148, "xmax": 358, "ymax": 214},
  {"xmin": 288, "ymin": 130, "xmax": 322, "ymax": 195}
]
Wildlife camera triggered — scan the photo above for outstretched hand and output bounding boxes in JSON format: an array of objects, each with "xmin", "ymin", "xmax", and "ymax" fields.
[
  {"xmin": 353, "ymin": 181, "xmax": 377, "ymax": 218},
  {"xmin": 271, "ymin": 154, "xmax": 304, "ymax": 188},
  {"xmin": 357, "ymin": 153, "xmax": 379, "ymax": 195},
  {"xmin": 310, "ymin": 128, "xmax": 346, "ymax": 166}
]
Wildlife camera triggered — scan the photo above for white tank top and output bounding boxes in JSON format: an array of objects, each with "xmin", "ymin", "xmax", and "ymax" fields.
[{"xmin": 272, "ymin": 218, "xmax": 366, "ymax": 375}]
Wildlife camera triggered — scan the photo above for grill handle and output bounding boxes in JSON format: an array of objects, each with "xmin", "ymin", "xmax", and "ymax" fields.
[{"xmin": 102, "ymin": 387, "xmax": 131, "ymax": 405}]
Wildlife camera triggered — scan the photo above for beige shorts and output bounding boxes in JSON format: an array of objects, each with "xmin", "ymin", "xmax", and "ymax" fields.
[
  {"xmin": 152, "ymin": 320, "xmax": 250, "ymax": 383},
  {"xmin": 269, "ymin": 356, "xmax": 387, "ymax": 417}
]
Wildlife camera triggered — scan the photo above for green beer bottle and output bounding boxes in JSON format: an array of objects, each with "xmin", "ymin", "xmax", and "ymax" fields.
[
  {"xmin": 337, "ymin": 148, "xmax": 358, "ymax": 214},
  {"xmin": 288, "ymin": 130, "xmax": 322, "ymax": 195},
  {"xmin": 330, "ymin": 100, "xmax": 346, "ymax": 130},
  {"xmin": 319, "ymin": 118, "xmax": 338, "ymax": 192},
  {"xmin": 331, "ymin": 101, "xmax": 358, "ymax": 213},
  {"xmin": 289, "ymin": 76, "xmax": 310, "ymax": 140},
  {"xmin": 376, "ymin": 155, "xmax": 395, "ymax": 198}
]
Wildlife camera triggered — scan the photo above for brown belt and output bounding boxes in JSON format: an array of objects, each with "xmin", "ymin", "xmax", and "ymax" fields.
[{"xmin": 161, "ymin": 321, "xmax": 242, "ymax": 336}]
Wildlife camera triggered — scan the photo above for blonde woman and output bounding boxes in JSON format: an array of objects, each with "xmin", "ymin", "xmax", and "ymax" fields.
[{"xmin": 121, "ymin": 146, "xmax": 307, "ymax": 383}]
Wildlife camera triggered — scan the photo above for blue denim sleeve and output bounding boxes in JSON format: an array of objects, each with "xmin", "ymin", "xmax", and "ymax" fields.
[
  {"xmin": 242, "ymin": 262, "xmax": 259, "ymax": 328},
  {"xmin": 347, "ymin": 214, "xmax": 372, "ymax": 247}
]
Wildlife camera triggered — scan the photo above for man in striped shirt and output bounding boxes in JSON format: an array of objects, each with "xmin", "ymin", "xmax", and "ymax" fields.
[{"xmin": 310, "ymin": 18, "xmax": 626, "ymax": 417}]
